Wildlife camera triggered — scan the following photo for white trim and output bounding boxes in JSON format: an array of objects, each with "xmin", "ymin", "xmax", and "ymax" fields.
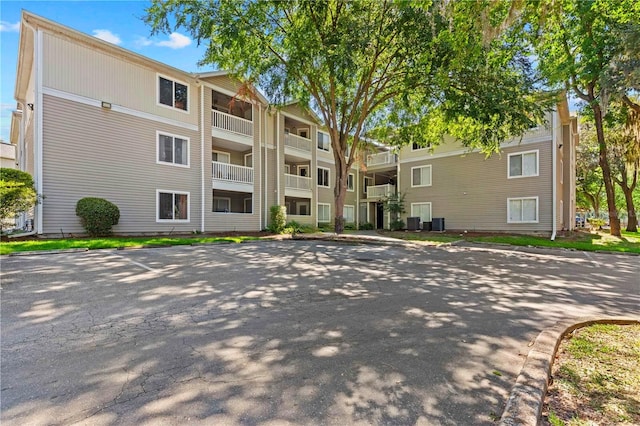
[
  {"xmin": 317, "ymin": 202, "xmax": 331, "ymax": 223},
  {"xmin": 507, "ymin": 149, "xmax": 539, "ymax": 179},
  {"xmin": 411, "ymin": 164, "xmax": 432, "ymax": 187},
  {"xmin": 156, "ymin": 130, "xmax": 190, "ymax": 168},
  {"xmin": 156, "ymin": 189, "xmax": 191, "ymax": 222},
  {"xmin": 36, "ymin": 29, "xmax": 43, "ymax": 234},
  {"xmin": 317, "ymin": 130, "xmax": 331, "ymax": 152},
  {"xmin": 347, "ymin": 173, "xmax": 355, "ymax": 192},
  {"xmin": 507, "ymin": 196, "xmax": 539, "ymax": 224},
  {"xmin": 317, "ymin": 166, "xmax": 331, "ymax": 188},
  {"xmin": 284, "ymin": 164, "xmax": 291, "ymax": 174},
  {"xmin": 410, "ymin": 202, "xmax": 432, "ymax": 223},
  {"xmin": 200, "ymin": 85, "xmax": 205, "ymax": 232},
  {"xmin": 42, "ymin": 87, "xmax": 199, "ymax": 131},
  {"xmin": 212, "ymin": 196, "xmax": 231, "ymax": 212},
  {"xmin": 244, "ymin": 153, "xmax": 253, "ymax": 167},
  {"xmin": 156, "ymin": 73, "xmax": 190, "ymax": 113}
]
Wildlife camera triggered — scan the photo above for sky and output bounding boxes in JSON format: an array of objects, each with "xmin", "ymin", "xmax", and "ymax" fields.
[{"xmin": 0, "ymin": 0, "xmax": 213, "ymax": 143}]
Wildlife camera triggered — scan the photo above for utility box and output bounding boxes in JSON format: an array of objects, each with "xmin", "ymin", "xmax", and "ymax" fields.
[
  {"xmin": 432, "ymin": 217, "xmax": 445, "ymax": 232},
  {"xmin": 407, "ymin": 217, "xmax": 421, "ymax": 231},
  {"xmin": 422, "ymin": 221, "xmax": 432, "ymax": 232}
]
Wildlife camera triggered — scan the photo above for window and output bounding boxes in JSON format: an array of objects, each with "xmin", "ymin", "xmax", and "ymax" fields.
[
  {"xmin": 411, "ymin": 165, "xmax": 432, "ymax": 187},
  {"xmin": 158, "ymin": 76, "xmax": 188, "ymax": 111},
  {"xmin": 157, "ymin": 190, "xmax": 189, "ymax": 221},
  {"xmin": 344, "ymin": 205, "xmax": 355, "ymax": 223},
  {"xmin": 508, "ymin": 197, "xmax": 538, "ymax": 223},
  {"xmin": 411, "ymin": 202, "xmax": 432, "ymax": 223},
  {"xmin": 284, "ymin": 164, "xmax": 291, "ymax": 174},
  {"xmin": 297, "ymin": 128, "xmax": 309, "ymax": 139},
  {"xmin": 364, "ymin": 177, "xmax": 373, "ymax": 193},
  {"xmin": 318, "ymin": 203, "xmax": 331, "ymax": 222},
  {"xmin": 508, "ymin": 150, "xmax": 538, "ymax": 178},
  {"xmin": 157, "ymin": 132, "xmax": 189, "ymax": 167},
  {"xmin": 318, "ymin": 167, "xmax": 330, "ymax": 187},
  {"xmin": 213, "ymin": 197, "xmax": 231, "ymax": 212},
  {"xmin": 244, "ymin": 153, "xmax": 253, "ymax": 167},
  {"xmin": 412, "ymin": 142, "xmax": 430, "ymax": 150},
  {"xmin": 212, "ymin": 151, "xmax": 230, "ymax": 163},
  {"xmin": 317, "ymin": 131, "xmax": 330, "ymax": 151},
  {"xmin": 244, "ymin": 198, "xmax": 252, "ymax": 213},
  {"xmin": 347, "ymin": 173, "xmax": 355, "ymax": 191}
]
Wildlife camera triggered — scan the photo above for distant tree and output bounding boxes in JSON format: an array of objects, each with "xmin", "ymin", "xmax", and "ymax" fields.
[
  {"xmin": 0, "ymin": 168, "xmax": 38, "ymax": 229},
  {"xmin": 575, "ymin": 127, "xmax": 606, "ymax": 216},
  {"xmin": 145, "ymin": 0, "xmax": 551, "ymax": 233}
]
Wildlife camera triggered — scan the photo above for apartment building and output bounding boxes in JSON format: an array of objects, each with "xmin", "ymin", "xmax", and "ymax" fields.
[{"xmin": 10, "ymin": 11, "xmax": 577, "ymax": 237}]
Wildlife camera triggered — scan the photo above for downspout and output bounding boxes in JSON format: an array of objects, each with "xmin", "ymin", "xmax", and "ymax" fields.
[
  {"xmin": 550, "ymin": 111, "xmax": 558, "ymax": 241},
  {"xmin": 35, "ymin": 27, "xmax": 43, "ymax": 235},
  {"xmin": 200, "ymin": 84, "xmax": 205, "ymax": 233},
  {"xmin": 264, "ymin": 108, "xmax": 268, "ymax": 229},
  {"xmin": 276, "ymin": 111, "xmax": 280, "ymax": 206},
  {"xmin": 258, "ymin": 103, "xmax": 262, "ymax": 229}
]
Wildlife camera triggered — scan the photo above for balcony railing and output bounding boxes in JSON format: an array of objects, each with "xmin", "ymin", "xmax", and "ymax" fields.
[
  {"xmin": 285, "ymin": 173, "xmax": 312, "ymax": 191},
  {"xmin": 367, "ymin": 184, "xmax": 394, "ymax": 199},
  {"xmin": 212, "ymin": 161, "xmax": 253, "ymax": 184},
  {"xmin": 212, "ymin": 109, "xmax": 253, "ymax": 137},
  {"xmin": 366, "ymin": 152, "xmax": 397, "ymax": 167},
  {"xmin": 284, "ymin": 133, "xmax": 312, "ymax": 152}
]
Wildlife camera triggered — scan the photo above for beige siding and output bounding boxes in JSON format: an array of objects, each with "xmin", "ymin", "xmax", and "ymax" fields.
[
  {"xmin": 42, "ymin": 33, "xmax": 198, "ymax": 126},
  {"xmin": 41, "ymin": 94, "xmax": 201, "ymax": 234},
  {"xmin": 202, "ymin": 75, "xmax": 244, "ymax": 95},
  {"xmin": 400, "ymin": 141, "xmax": 553, "ymax": 232}
]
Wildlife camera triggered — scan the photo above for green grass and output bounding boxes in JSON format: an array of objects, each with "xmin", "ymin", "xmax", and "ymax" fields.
[{"xmin": 0, "ymin": 235, "xmax": 258, "ymax": 255}]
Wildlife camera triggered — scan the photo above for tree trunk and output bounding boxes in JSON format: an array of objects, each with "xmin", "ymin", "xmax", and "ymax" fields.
[
  {"xmin": 333, "ymin": 142, "xmax": 348, "ymax": 234},
  {"xmin": 593, "ymin": 104, "xmax": 622, "ymax": 236},
  {"xmin": 622, "ymin": 187, "xmax": 638, "ymax": 232}
]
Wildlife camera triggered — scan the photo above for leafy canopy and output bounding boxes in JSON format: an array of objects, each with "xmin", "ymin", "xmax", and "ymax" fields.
[{"xmin": 0, "ymin": 168, "xmax": 38, "ymax": 224}]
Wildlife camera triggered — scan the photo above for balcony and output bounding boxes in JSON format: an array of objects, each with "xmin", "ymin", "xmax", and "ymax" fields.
[
  {"xmin": 284, "ymin": 133, "xmax": 312, "ymax": 155},
  {"xmin": 212, "ymin": 109, "xmax": 253, "ymax": 145},
  {"xmin": 366, "ymin": 184, "xmax": 394, "ymax": 199},
  {"xmin": 285, "ymin": 173, "xmax": 312, "ymax": 198},
  {"xmin": 212, "ymin": 161, "xmax": 253, "ymax": 192},
  {"xmin": 366, "ymin": 152, "xmax": 397, "ymax": 169}
]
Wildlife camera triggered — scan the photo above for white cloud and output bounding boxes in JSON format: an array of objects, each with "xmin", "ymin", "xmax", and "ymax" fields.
[
  {"xmin": 134, "ymin": 36, "xmax": 153, "ymax": 48},
  {"xmin": 156, "ymin": 32, "xmax": 191, "ymax": 49},
  {"xmin": 92, "ymin": 29, "xmax": 122, "ymax": 45},
  {"xmin": 0, "ymin": 21, "xmax": 20, "ymax": 32}
]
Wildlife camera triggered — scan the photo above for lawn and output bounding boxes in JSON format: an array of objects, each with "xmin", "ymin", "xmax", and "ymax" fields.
[
  {"xmin": 384, "ymin": 230, "xmax": 640, "ymax": 254},
  {"xmin": 0, "ymin": 235, "xmax": 258, "ymax": 256},
  {"xmin": 543, "ymin": 323, "xmax": 640, "ymax": 425}
]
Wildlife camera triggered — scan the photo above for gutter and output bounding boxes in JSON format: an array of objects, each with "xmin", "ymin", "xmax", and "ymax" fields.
[
  {"xmin": 550, "ymin": 111, "xmax": 557, "ymax": 241},
  {"xmin": 200, "ymin": 84, "xmax": 205, "ymax": 233}
]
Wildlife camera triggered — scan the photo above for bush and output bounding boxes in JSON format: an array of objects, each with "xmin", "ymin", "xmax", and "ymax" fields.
[
  {"xmin": 76, "ymin": 197, "xmax": 120, "ymax": 236},
  {"xmin": 318, "ymin": 222, "xmax": 334, "ymax": 232},
  {"xmin": 390, "ymin": 219, "xmax": 405, "ymax": 231},
  {"xmin": 359, "ymin": 222, "xmax": 374, "ymax": 230},
  {"xmin": 588, "ymin": 217, "xmax": 606, "ymax": 229},
  {"xmin": 268, "ymin": 205, "xmax": 287, "ymax": 233},
  {"xmin": 344, "ymin": 223, "xmax": 356, "ymax": 230},
  {"xmin": 284, "ymin": 220, "xmax": 302, "ymax": 234}
]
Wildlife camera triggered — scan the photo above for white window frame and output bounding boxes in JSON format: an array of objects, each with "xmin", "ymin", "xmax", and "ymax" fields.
[
  {"xmin": 411, "ymin": 165, "xmax": 432, "ymax": 188},
  {"xmin": 156, "ymin": 190, "xmax": 190, "ymax": 223},
  {"xmin": 157, "ymin": 73, "xmax": 189, "ymax": 113},
  {"xmin": 284, "ymin": 164, "xmax": 291, "ymax": 174},
  {"xmin": 156, "ymin": 131, "xmax": 190, "ymax": 168},
  {"xmin": 212, "ymin": 150, "xmax": 230, "ymax": 163},
  {"xmin": 213, "ymin": 196, "xmax": 231, "ymax": 213},
  {"xmin": 411, "ymin": 142, "xmax": 429, "ymax": 151},
  {"xmin": 508, "ymin": 149, "xmax": 539, "ymax": 179},
  {"xmin": 244, "ymin": 153, "xmax": 253, "ymax": 167},
  {"xmin": 507, "ymin": 196, "xmax": 539, "ymax": 223},
  {"xmin": 317, "ymin": 131, "xmax": 330, "ymax": 152},
  {"xmin": 298, "ymin": 165, "xmax": 309, "ymax": 177},
  {"xmin": 297, "ymin": 128, "xmax": 310, "ymax": 139},
  {"xmin": 347, "ymin": 173, "xmax": 355, "ymax": 192},
  {"xmin": 318, "ymin": 166, "xmax": 330, "ymax": 188},
  {"xmin": 411, "ymin": 202, "xmax": 432, "ymax": 223},
  {"xmin": 317, "ymin": 203, "xmax": 331, "ymax": 223},
  {"xmin": 344, "ymin": 205, "xmax": 355, "ymax": 223}
]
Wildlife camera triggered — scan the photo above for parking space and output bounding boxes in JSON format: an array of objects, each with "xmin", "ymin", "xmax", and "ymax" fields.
[{"xmin": 1, "ymin": 241, "xmax": 638, "ymax": 425}]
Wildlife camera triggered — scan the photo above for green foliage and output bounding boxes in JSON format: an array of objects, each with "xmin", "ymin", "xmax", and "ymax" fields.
[
  {"xmin": 588, "ymin": 217, "xmax": 606, "ymax": 229},
  {"xmin": 390, "ymin": 219, "xmax": 405, "ymax": 231},
  {"xmin": 0, "ymin": 168, "xmax": 38, "ymax": 226},
  {"xmin": 284, "ymin": 220, "xmax": 302, "ymax": 235},
  {"xmin": 268, "ymin": 205, "xmax": 287, "ymax": 233},
  {"xmin": 381, "ymin": 192, "xmax": 406, "ymax": 216},
  {"xmin": 75, "ymin": 197, "xmax": 120, "ymax": 237},
  {"xmin": 359, "ymin": 222, "xmax": 374, "ymax": 230}
]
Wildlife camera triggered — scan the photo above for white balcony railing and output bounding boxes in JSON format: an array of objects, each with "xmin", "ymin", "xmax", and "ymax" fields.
[
  {"xmin": 367, "ymin": 184, "xmax": 394, "ymax": 199},
  {"xmin": 284, "ymin": 133, "xmax": 312, "ymax": 152},
  {"xmin": 285, "ymin": 173, "xmax": 312, "ymax": 191},
  {"xmin": 366, "ymin": 152, "xmax": 397, "ymax": 167},
  {"xmin": 212, "ymin": 109, "xmax": 253, "ymax": 137},
  {"xmin": 212, "ymin": 161, "xmax": 253, "ymax": 184}
]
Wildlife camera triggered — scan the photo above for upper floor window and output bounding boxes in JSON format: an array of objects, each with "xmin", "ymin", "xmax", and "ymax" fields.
[
  {"xmin": 318, "ymin": 131, "xmax": 330, "ymax": 151},
  {"xmin": 158, "ymin": 76, "xmax": 188, "ymax": 111},
  {"xmin": 412, "ymin": 142, "xmax": 430, "ymax": 150},
  {"xmin": 157, "ymin": 132, "xmax": 189, "ymax": 167},
  {"xmin": 411, "ymin": 165, "xmax": 432, "ymax": 187},
  {"xmin": 347, "ymin": 173, "xmax": 355, "ymax": 191},
  {"xmin": 318, "ymin": 167, "xmax": 330, "ymax": 187},
  {"xmin": 508, "ymin": 150, "xmax": 538, "ymax": 178}
]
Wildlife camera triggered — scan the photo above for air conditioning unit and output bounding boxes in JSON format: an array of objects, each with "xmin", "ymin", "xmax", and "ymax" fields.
[
  {"xmin": 407, "ymin": 217, "xmax": 421, "ymax": 231},
  {"xmin": 432, "ymin": 217, "xmax": 445, "ymax": 232}
]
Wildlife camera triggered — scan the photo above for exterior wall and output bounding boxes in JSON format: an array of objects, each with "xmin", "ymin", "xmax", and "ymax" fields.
[
  {"xmin": 1, "ymin": 143, "xmax": 16, "ymax": 168},
  {"xmin": 41, "ymin": 94, "xmax": 202, "ymax": 234},
  {"xmin": 399, "ymin": 139, "xmax": 553, "ymax": 232}
]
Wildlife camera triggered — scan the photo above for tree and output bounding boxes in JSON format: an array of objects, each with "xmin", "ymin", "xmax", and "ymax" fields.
[
  {"xmin": 521, "ymin": 0, "xmax": 640, "ymax": 236},
  {"xmin": 145, "ymin": 0, "xmax": 550, "ymax": 233},
  {"xmin": 575, "ymin": 125, "xmax": 605, "ymax": 216},
  {"xmin": 0, "ymin": 168, "xmax": 38, "ymax": 230}
]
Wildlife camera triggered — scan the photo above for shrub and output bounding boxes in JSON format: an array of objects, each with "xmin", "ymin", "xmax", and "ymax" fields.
[
  {"xmin": 588, "ymin": 217, "xmax": 606, "ymax": 229},
  {"xmin": 284, "ymin": 220, "xmax": 302, "ymax": 234},
  {"xmin": 76, "ymin": 197, "xmax": 120, "ymax": 236},
  {"xmin": 268, "ymin": 205, "xmax": 287, "ymax": 233},
  {"xmin": 344, "ymin": 223, "xmax": 356, "ymax": 230},
  {"xmin": 0, "ymin": 168, "xmax": 39, "ymax": 228},
  {"xmin": 390, "ymin": 219, "xmax": 405, "ymax": 231},
  {"xmin": 359, "ymin": 222, "xmax": 374, "ymax": 230}
]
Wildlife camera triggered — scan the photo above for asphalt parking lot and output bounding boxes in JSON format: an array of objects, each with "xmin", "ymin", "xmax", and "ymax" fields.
[{"xmin": 1, "ymin": 240, "xmax": 638, "ymax": 425}]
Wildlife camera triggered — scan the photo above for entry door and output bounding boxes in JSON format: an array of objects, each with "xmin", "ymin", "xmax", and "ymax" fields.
[
  {"xmin": 298, "ymin": 165, "xmax": 309, "ymax": 177},
  {"xmin": 376, "ymin": 203, "xmax": 384, "ymax": 229}
]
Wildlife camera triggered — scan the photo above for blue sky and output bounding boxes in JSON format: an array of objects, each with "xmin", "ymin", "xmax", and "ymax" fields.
[{"xmin": 0, "ymin": 0, "xmax": 213, "ymax": 142}]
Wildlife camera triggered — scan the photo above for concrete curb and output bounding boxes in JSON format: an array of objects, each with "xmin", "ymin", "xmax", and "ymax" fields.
[
  {"xmin": 9, "ymin": 248, "xmax": 89, "ymax": 256},
  {"xmin": 292, "ymin": 233, "xmax": 419, "ymax": 247},
  {"xmin": 499, "ymin": 316, "xmax": 640, "ymax": 426}
]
